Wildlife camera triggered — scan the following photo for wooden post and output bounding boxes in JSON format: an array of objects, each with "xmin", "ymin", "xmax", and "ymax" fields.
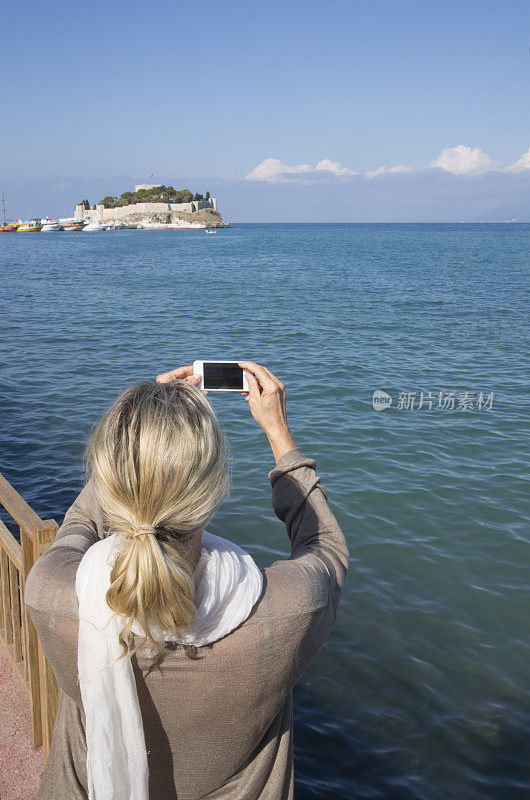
[
  {"xmin": 20, "ymin": 524, "xmax": 44, "ymax": 747},
  {"xmin": 34, "ymin": 520, "xmax": 60, "ymax": 760},
  {"xmin": 0, "ymin": 550, "xmax": 10, "ymax": 643},
  {"xmin": 9, "ymin": 559, "xmax": 23, "ymax": 661},
  {"xmin": 0, "ymin": 547, "xmax": 4, "ymax": 631},
  {"xmin": 39, "ymin": 634, "xmax": 61, "ymax": 761}
]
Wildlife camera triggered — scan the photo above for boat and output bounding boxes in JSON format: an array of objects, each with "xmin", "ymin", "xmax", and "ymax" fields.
[
  {"xmin": 205, "ymin": 229, "xmax": 216, "ymax": 234},
  {"xmin": 41, "ymin": 217, "xmax": 63, "ymax": 232},
  {"xmin": 17, "ymin": 220, "xmax": 42, "ymax": 232},
  {"xmin": 0, "ymin": 193, "xmax": 17, "ymax": 231},
  {"xmin": 113, "ymin": 223, "xmax": 137, "ymax": 230},
  {"xmin": 83, "ymin": 221, "xmax": 113, "ymax": 231},
  {"xmin": 61, "ymin": 219, "xmax": 84, "ymax": 231}
]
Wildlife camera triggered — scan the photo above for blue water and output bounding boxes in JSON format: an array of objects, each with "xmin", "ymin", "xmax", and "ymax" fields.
[{"xmin": 1, "ymin": 224, "xmax": 529, "ymax": 799}]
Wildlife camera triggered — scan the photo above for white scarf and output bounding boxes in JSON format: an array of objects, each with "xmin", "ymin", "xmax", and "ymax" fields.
[{"xmin": 75, "ymin": 530, "xmax": 263, "ymax": 800}]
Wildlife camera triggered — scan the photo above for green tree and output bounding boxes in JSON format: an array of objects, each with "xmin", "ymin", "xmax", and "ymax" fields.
[
  {"xmin": 117, "ymin": 191, "xmax": 135, "ymax": 206},
  {"xmin": 98, "ymin": 186, "xmax": 201, "ymax": 207},
  {"xmin": 205, "ymin": 191, "xmax": 210, "ymax": 200},
  {"xmin": 174, "ymin": 189, "xmax": 193, "ymax": 204}
]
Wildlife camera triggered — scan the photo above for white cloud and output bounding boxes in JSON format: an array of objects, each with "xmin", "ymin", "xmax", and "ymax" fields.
[
  {"xmin": 245, "ymin": 157, "xmax": 360, "ymax": 182},
  {"xmin": 430, "ymin": 145, "xmax": 495, "ymax": 175},
  {"xmin": 365, "ymin": 164, "xmax": 413, "ymax": 179},
  {"xmin": 244, "ymin": 158, "xmax": 312, "ymax": 182},
  {"xmin": 244, "ymin": 157, "xmax": 409, "ymax": 183},
  {"xmin": 315, "ymin": 159, "xmax": 359, "ymax": 177},
  {"xmin": 505, "ymin": 147, "xmax": 530, "ymax": 173},
  {"xmin": 245, "ymin": 146, "xmax": 530, "ymax": 183}
]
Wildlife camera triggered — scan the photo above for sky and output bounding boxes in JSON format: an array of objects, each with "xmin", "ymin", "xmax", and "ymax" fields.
[{"xmin": 1, "ymin": 0, "xmax": 530, "ymax": 221}]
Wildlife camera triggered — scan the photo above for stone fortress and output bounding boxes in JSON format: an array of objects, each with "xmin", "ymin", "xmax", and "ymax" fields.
[{"xmin": 74, "ymin": 185, "xmax": 229, "ymax": 228}]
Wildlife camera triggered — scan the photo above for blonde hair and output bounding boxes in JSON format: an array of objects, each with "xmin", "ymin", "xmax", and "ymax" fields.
[{"xmin": 84, "ymin": 379, "xmax": 229, "ymax": 661}]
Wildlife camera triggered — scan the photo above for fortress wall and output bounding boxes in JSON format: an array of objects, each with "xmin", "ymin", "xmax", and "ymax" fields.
[
  {"xmin": 195, "ymin": 199, "xmax": 216, "ymax": 211},
  {"xmin": 76, "ymin": 199, "xmax": 216, "ymax": 221}
]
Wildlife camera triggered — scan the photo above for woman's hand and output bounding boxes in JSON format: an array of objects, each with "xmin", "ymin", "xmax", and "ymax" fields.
[
  {"xmin": 155, "ymin": 365, "xmax": 208, "ymax": 394},
  {"xmin": 238, "ymin": 361, "xmax": 297, "ymax": 463}
]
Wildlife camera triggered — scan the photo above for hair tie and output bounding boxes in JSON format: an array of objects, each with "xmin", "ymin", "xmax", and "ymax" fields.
[{"xmin": 133, "ymin": 524, "xmax": 157, "ymax": 538}]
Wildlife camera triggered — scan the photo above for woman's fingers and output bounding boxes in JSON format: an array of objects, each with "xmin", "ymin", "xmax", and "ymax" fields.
[
  {"xmin": 156, "ymin": 365, "xmax": 194, "ymax": 383},
  {"xmin": 244, "ymin": 370, "xmax": 262, "ymax": 401},
  {"xmin": 260, "ymin": 365, "xmax": 283, "ymax": 387},
  {"xmin": 156, "ymin": 367, "xmax": 208, "ymax": 394},
  {"xmin": 238, "ymin": 361, "xmax": 276, "ymax": 391},
  {"xmin": 237, "ymin": 360, "xmax": 290, "ymax": 441},
  {"xmin": 185, "ymin": 374, "xmax": 209, "ymax": 395}
]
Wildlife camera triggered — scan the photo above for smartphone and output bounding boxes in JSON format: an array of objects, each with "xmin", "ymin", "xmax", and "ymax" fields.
[{"xmin": 193, "ymin": 361, "xmax": 250, "ymax": 392}]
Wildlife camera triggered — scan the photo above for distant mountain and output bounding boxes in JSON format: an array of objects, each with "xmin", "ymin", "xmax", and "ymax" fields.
[{"xmin": 472, "ymin": 205, "xmax": 530, "ymax": 222}]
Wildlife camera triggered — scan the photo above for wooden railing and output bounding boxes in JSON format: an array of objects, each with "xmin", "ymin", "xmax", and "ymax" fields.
[{"xmin": 0, "ymin": 470, "xmax": 59, "ymax": 762}]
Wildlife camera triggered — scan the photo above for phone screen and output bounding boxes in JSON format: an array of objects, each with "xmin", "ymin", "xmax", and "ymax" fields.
[{"xmin": 203, "ymin": 362, "xmax": 243, "ymax": 390}]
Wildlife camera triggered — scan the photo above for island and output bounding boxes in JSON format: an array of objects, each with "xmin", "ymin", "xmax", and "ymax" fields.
[{"xmin": 74, "ymin": 185, "xmax": 231, "ymax": 229}]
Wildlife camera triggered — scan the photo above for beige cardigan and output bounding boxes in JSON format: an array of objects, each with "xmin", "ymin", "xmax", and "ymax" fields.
[{"xmin": 24, "ymin": 446, "xmax": 350, "ymax": 799}]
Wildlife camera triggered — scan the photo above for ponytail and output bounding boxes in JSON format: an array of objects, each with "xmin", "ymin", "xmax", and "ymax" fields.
[{"xmin": 84, "ymin": 379, "xmax": 229, "ymax": 661}]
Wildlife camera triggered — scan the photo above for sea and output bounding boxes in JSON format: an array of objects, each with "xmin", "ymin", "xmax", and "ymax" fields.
[{"xmin": 1, "ymin": 223, "xmax": 529, "ymax": 799}]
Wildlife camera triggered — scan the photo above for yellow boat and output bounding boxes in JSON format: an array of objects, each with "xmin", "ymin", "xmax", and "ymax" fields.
[{"xmin": 17, "ymin": 220, "xmax": 42, "ymax": 232}]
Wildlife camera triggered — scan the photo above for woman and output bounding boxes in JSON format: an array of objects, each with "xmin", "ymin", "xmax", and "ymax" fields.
[{"xmin": 24, "ymin": 360, "xmax": 349, "ymax": 800}]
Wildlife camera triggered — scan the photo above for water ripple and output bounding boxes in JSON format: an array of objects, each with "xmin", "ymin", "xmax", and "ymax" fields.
[{"xmin": 1, "ymin": 223, "xmax": 529, "ymax": 799}]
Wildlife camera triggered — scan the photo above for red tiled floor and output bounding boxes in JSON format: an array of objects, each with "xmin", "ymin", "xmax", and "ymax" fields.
[{"xmin": 0, "ymin": 645, "xmax": 43, "ymax": 800}]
